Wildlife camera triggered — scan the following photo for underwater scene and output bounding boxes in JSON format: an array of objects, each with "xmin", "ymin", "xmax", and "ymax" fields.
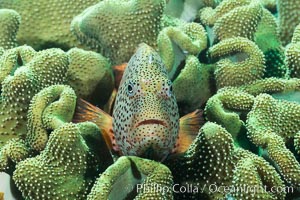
[{"xmin": 0, "ymin": 0, "xmax": 300, "ymax": 199}]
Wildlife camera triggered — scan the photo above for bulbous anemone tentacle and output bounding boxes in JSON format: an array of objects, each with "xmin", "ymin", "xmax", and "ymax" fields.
[
  {"xmin": 255, "ymin": 9, "xmax": 288, "ymax": 78},
  {"xmin": 157, "ymin": 22, "xmax": 207, "ymax": 74},
  {"xmin": 166, "ymin": 121, "xmax": 236, "ymax": 200},
  {"xmin": 0, "ymin": 9, "xmax": 20, "ymax": 50},
  {"xmin": 285, "ymin": 24, "xmax": 300, "ymax": 78},
  {"xmin": 231, "ymin": 149, "xmax": 286, "ymax": 200},
  {"xmin": 247, "ymin": 94, "xmax": 300, "ymax": 187},
  {"xmin": 294, "ymin": 131, "xmax": 300, "ymax": 155},
  {"xmin": 205, "ymin": 78, "xmax": 300, "ymax": 139},
  {"xmin": 199, "ymin": 0, "xmax": 263, "ymax": 42},
  {"xmin": 0, "ymin": 138, "xmax": 29, "ymax": 174},
  {"xmin": 66, "ymin": 48, "xmax": 114, "ymax": 106},
  {"xmin": 0, "ymin": 0, "xmax": 99, "ymax": 50},
  {"xmin": 277, "ymin": 0, "xmax": 300, "ymax": 46},
  {"xmin": 14, "ymin": 122, "xmax": 113, "ymax": 200},
  {"xmin": 0, "ymin": 48, "xmax": 68, "ymax": 148},
  {"xmin": 71, "ymin": 0, "xmax": 166, "ymax": 65},
  {"xmin": 199, "ymin": 0, "xmax": 252, "ymax": 27},
  {"xmin": 291, "ymin": 23, "xmax": 300, "ymax": 44},
  {"xmin": 173, "ymin": 55, "xmax": 214, "ymax": 112},
  {"xmin": 87, "ymin": 156, "xmax": 173, "ymax": 200},
  {"xmin": 200, "ymin": 0, "xmax": 286, "ymax": 78},
  {"xmin": 205, "ymin": 88, "xmax": 255, "ymax": 136},
  {"xmin": 208, "ymin": 37, "xmax": 265, "ymax": 89},
  {"xmin": 164, "ymin": 122, "xmax": 285, "ymax": 199},
  {"xmin": 26, "ymin": 85, "xmax": 77, "ymax": 152},
  {"xmin": 284, "ymin": 44, "xmax": 300, "ymax": 78},
  {"xmin": 239, "ymin": 78, "xmax": 300, "ymax": 96},
  {"xmin": 213, "ymin": 0, "xmax": 262, "ymax": 41},
  {"xmin": 0, "ymin": 45, "xmax": 35, "ymax": 86}
]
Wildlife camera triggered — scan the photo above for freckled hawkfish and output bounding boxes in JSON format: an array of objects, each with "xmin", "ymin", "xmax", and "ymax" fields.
[{"xmin": 73, "ymin": 43, "xmax": 203, "ymax": 161}]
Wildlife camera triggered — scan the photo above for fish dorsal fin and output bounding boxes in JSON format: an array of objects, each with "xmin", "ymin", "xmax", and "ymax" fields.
[
  {"xmin": 73, "ymin": 98, "xmax": 117, "ymax": 151},
  {"xmin": 175, "ymin": 109, "xmax": 204, "ymax": 154}
]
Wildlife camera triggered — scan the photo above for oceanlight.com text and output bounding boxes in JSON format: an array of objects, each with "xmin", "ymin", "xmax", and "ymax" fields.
[{"xmin": 136, "ymin": 183, "xmax": 294, "ymax": 194}]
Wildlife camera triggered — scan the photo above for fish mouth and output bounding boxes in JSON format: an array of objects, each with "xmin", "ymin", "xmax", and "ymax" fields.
[{"xmin": 135, "ymin": 119, "xmax": 168, "ymax": 128}]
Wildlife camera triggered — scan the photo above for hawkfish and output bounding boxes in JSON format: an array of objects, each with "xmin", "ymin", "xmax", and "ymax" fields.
[{"xmin": 73, "ymin": 43, "xmax": 203, "ymax": 161}]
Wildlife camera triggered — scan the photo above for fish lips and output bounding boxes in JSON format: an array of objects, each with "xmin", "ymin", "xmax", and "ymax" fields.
[{"xmin": 134, "ymin": 119, "xmax": 168, "ymax": 128}]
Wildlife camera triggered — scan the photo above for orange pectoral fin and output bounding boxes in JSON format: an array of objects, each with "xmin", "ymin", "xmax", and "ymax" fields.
[
  {"xmin": 73, "ymin": 98, "xmax": 118, "ymax": 151},
  {"xmin": 113, "ymin": 63, "xmax": 127, "ymax": 89},
  {"xmin": 174, "ymin": 109, "xmax": 205, "ymax": 154},
  {"xmin": 103, "ymin": 88, "xmax": 117, "ymax": 115}
]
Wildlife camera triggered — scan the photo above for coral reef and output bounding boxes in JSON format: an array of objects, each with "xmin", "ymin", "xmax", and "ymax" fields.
[
  {"xmin": 0, "ymin": 0, "xmax": 99, "ymax": 50},
  {"xmin": 0, "ymin": 0, "xmax": 300, "ymax": 199},
  {"xmin": 0, "ymin": 47, "xmax": 114, "ymax": 178},
  {"xmin": 203, "ymin": 78, "xmax": 300, "ymax": 197},
  {"xmin": 88, "ymin": 156, "xmax": 173, "ymax": 199},
  {"xmin": 291, "ymin": 23, "xmax": 300, "ymax": 44},
  {"xmin": 230, "ymin": 150, "xmax": 285, "ymax": 200}
]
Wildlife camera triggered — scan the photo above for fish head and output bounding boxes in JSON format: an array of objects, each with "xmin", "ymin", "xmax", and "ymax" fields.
[{"xmin": 112, "ymin": 43, "xmax": 179, "ymax": 161}]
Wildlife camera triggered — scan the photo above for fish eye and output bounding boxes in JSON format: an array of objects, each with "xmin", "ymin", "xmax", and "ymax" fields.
[
  {"xmin": 128, "ymin": 84, "xmax": 133, "ymax": 93},
  {"xmin": 166, "ymin": 82, "xmax": 173, "ymax": 98},
  {"xmin": 127, "ymin": 82, "xmax": 136, "ymax": 96}
]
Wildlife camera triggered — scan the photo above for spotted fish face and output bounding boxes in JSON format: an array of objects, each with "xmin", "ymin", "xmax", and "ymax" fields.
[{"xmin": 112, "ymin": 43, "xmax": 179, "ymax": 160}]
